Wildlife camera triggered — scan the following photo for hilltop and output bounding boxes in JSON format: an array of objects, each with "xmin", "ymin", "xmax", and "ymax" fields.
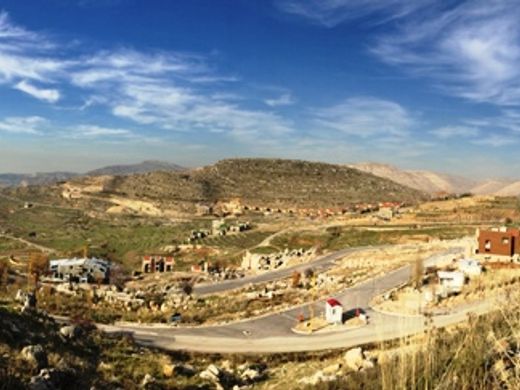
[{"xmin": 95, "ymin": 158, "xmax": 426, "ymax": 209}]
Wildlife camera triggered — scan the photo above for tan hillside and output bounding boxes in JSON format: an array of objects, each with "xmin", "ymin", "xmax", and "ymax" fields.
[
  {"xmin": 350, "ymin": 162, "xmax": 477, "ymax": 194},
  {"xmin": 495, "ymin": 181, "xmax": 520, "ymax": 196},
  {"xmin": 470, "ymin": 179, "xmax": 515, "ymax": 195}
]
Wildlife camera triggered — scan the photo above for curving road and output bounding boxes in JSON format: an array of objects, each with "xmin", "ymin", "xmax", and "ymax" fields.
[
  {"xmin": 194, "ymin": 245, "xmax": 390, "ymax": 296},
  {"xmin": 99, "ymin": 246, "xmax": 485, "ymax": 353}
]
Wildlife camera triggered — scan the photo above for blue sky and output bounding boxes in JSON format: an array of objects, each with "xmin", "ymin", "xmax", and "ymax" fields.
[{"xmin": 0, "ymin": 0, "xmax": 519, "ymax": 177}]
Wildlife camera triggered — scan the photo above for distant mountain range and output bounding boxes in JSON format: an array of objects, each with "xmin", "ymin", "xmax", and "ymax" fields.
[
  {"xmin": 0, "ymin": 172, "xmax": 78, "ymax": 188},
  {"xmin": 349, "ymin": 162, "xmax": 519, "ymax": 196},
  {"xmin": 0, "ymin": 160, "xmax": 186, "ymax": 187},
  {"xmin": 86, "ymin": 160, "xmax": 185, "ymax": 177}
]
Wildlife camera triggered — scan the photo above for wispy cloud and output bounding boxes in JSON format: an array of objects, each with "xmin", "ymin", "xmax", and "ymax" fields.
[
  {"xmin": 430, "ymin": 125, "xmax": 479, "ymax": 139},
  {"xmin": 0, "ymin": 11, "xmax": 65, "ymax": 86},
  {"xmin": 265, "ymin": 92, "xmax": 295, "ymax": 107},
  {"xmin": 313, "ymin": 97, "xmax": 413, "ymax": 137},
  {"xmin": 72, "ymin": 125, "xmax": 132, "ymax": 138},
  {"xmin": 0, "ymin": 116, "xmax": 46, "ymax": 134},
  {"xmin": 371, "ymin": 1, "xmax": 520, "ymax": 106},
  {"xmin": 471, "ymin": 134, "xmax": 516, "ymax": 147},
  {"xmin": 14, "ymin": 80, "xmax": 60, "ymax": 102},
  {"xmin": 276, "ymin": 0, "xmax": 433, "ymax": 27},
  {"xmin": 0, "ymin": 11, "xmax": 295, "ymax": 143}
]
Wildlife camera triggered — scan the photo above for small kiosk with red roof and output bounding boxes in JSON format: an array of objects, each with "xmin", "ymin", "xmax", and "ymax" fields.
[{"xmin": 325, "ymin": 298, "xmax": 343, "ymax": 325}]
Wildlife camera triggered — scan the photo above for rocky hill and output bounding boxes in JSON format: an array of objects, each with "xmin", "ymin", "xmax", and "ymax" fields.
[
  {"xmin": 349, "ymin": 162, "xmax": 478, "ymax": 195},
  {"xmin": 98, "ymin": 158, "xmax": 427, "ymax": 209}
]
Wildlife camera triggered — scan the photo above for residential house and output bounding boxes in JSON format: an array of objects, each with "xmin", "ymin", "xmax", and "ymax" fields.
[
  {"xmin": 325, "ymin": 298, "xmax": 343, "ymax": 325},
  {"xmin": 142, "ymin": 256, "xmax": 175, "ymax": 273},
  {"xmin": 477, "ymin": 227, "xmax": 520, "ymax": 257}
]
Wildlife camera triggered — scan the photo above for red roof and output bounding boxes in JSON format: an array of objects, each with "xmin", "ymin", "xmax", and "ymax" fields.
[{"xmin": 326, "ymin": 298, "xmax": 342, "ymax": 307}]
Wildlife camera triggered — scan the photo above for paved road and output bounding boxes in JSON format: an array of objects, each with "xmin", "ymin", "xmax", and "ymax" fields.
[
  {"xmin": 194, "ymin": 245, "xmax": 407, "ymax": 295},
  {"xmin": 101, "ymin": 247, "xmax": 474, "ymax": 353}
]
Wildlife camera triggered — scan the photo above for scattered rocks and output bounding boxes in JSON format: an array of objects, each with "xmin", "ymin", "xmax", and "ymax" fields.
[
  {"xmin": 344, "ymin": 347, "xmax": 364, "ymax": 371},
  {"xmin": 299, "ymin": 370, "xmax": 337, "ymax": 386}
]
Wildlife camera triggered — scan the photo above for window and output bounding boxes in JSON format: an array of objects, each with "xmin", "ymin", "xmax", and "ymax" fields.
[
  {"xmin": 502, "ymin": 237, "xmax": 509, "ymax": 245},
  {"xmin": 484, "ymin": 240, "xmax": 491, "ymax": 252}
]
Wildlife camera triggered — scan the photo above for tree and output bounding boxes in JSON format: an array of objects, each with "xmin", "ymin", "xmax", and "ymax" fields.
[
  {"xmin": 291, "ymin": 271, "xmax": 301, "ymax": 288},
  {"xmin": 304, "ymin": 268, "xmax": 314, "ymax": 279},
  {"xmin": 28, "ymin": 252, "xmax": 49, "ymax": 286},
  {"xmin": 0, "ymin": 259, "xmax": 8, "ymax": 289},
  {"xmin": 412, "ymin": 257, "xmax": 424, "ymax": 290},
  {"xmin": 181, "ymin": 281, "xmax": 193, "ymax": 296}
]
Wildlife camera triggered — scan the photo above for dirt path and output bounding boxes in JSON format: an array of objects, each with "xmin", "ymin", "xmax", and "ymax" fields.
[{"xmin": 0, "ymin": 233, "xmax": 56, "ymax": 254}]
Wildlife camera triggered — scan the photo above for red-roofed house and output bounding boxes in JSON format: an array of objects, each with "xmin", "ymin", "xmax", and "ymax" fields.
[{"xmin": 325, "ymin": 298, "xmax": 343, "ymax": 324}]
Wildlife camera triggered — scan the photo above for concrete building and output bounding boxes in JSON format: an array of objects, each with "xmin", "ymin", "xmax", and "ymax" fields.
[
  {"xmin": 49, "ymin": 257, "xmax": 110, "ymax": 283},
  {"xmin": 437, "ymin": 271, "xmax": 465, "ymax": 295},
  {"xmin": 477, "ymin": 227, "xmax": 520, "ymax": 257},
  {"xmin": 325, "ymin": 298, "xmax": 343, "ymax": 324},
  {"xmin": 457, "ymin": 259, "xmax": 482, "ymax": 277},
  {"xmin": 142, "ymin": 256, "xmax": 175, "ymax": 273}
]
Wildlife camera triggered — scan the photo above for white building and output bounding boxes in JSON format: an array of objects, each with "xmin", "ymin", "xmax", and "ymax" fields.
[
  {"xmin": 49, "ymin": 257, "xmax": 110, "ymax": 283},
  {"xmin": 325, "ymin": 298, "xmax": 343, "ymax": 324},
  {"xmin": 457, "ymin": 259, "xmax": 482, "ymax": 277},
  {"xmin": 437, "ymin": 271, "xmax": 465, "ymax": 295}
]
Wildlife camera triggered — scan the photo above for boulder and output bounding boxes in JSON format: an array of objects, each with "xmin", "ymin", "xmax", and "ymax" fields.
[
  {"xmin": 344, "ymin": 347, "xmax": 364, "ymax": 371},
  {"xmin": 241, "ymin": 368, "xmax": 261, "ymax": 382},
  {"xmin": 21, "ymin": 345, "xmax": 48, "ymax": 370},
  {"xmin": 200, "ymin": 364, "xmax": 220, "ymax": 382},
  {"xmin": 162, "ymin": 363, "xmax": 175, "ymax": 378},
  {"xmin": 141, "ymin": 373, "xmax": 155, "ymax": 388},
  {"xmin": 173, "ymin": 363, "xmax": 195, "ymax": 377},
  {"xmin": 361, "ymin": 359, "xmax": 375, "ymax": 371},
  {"xmin": 59, "ymin": 325, "xmax": 80, "ymax": 341},
  {"xmin": 29, "ymin": 375, "xmax": 54, "ymax": 390}
]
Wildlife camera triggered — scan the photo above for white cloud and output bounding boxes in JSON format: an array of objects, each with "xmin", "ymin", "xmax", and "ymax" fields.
[
  {"xmin": 73, "ymin": 125, "xmax": 132, "ymax": 138},
  {"xmin": 430, "ymin": 125, "xmax": 479, "ymax": 139},
  {"xmin": 313, "ymin": 97, "xmax": 413, "ymax": 137},
  {"xmin": 471, "ymin": 134, "xmax": 516, "ymax": 147},
  {"xmin": 0, "ymin": 11, "xmax": 65, "ymax": 84},
  {"xmin": 0, "ymin": 116, "xmax": 46, "ymax": 134},
  {"xmin": 371, "ymin": 1, "xmax": 520, "ymax": 106},
  {"xmin": 265, "ymin": 93, "xmax": 295, "ymax": 107},
  {"xmin": 14, "ymin": 80, "xmax": 60, "ymax": 103},
  {"xmin": 276, "ymin": 0, "xmax": 433, "ymax": 27}
]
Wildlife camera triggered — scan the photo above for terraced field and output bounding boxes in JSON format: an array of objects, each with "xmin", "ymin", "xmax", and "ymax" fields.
[{"xmin": 198, "ymin": 231, "xmax": 274, "ymax": 250}]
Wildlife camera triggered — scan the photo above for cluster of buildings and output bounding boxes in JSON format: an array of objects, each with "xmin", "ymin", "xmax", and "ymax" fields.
[
  {"xmin": 241, "ymin": 248, "xmax": 316, "ymax": 272},
  {"xmin": 187, "ymin": 220, "xmax": 252, "ymax": 243},
  {"xmin": 49, "ymin": 257, "xmax": 110, "ymax": 283}
]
